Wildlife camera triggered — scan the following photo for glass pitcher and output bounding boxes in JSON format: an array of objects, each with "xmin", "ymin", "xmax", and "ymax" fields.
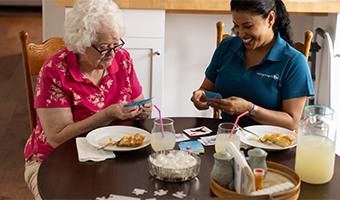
[{"xmin": 295, "ymin": 105, "xmax": 337, "ymax": 184}]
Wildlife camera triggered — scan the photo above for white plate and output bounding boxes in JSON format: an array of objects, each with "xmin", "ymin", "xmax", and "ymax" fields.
[
  {"xmin": 86, "ymin": 126, "xmax": 151, "ymax": 151},
  {"xmin": 240, "ymin": 125, "xmax": 297, "ymax": 151}
]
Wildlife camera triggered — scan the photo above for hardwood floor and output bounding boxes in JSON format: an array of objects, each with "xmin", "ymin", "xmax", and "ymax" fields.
[{"xmin": 0, "ymin": 6, "xmax": 42, "ymax": 199}]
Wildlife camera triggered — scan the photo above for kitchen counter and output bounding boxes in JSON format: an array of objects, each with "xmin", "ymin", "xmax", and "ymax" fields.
[{"xmin": 56, "ymin": 0, "xmax": 340, "ymax": 15}]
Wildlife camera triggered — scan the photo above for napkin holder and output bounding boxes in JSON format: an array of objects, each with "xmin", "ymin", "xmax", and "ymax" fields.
[{"xmin": 225, "ymin": 141, "xmax": 255, "ymax": 194}]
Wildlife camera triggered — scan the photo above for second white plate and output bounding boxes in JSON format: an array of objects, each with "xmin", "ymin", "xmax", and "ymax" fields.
[
  {"xmin": 240, "ymin": 125, "xmax": 297, "ymax": 151},
  {"xmin": 86, "ymin": 126, "xmax": 151, "ymax": 151}
]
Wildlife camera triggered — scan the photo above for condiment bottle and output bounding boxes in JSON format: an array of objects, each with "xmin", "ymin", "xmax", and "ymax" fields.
[{"xmin": 253, "ymin": 168, "xmax": 265, "ymax": 191}]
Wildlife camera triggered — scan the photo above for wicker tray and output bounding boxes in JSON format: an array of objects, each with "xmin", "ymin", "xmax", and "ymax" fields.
[{"xmin": 210, "ymin": 161, "xmax": 301, "ymax": 200}]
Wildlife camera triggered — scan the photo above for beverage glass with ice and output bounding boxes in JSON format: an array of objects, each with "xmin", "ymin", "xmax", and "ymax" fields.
[
  {"xmin": 215, "ymin": 122, "xmax": 241, "ymax": 152},
  {"xmin": 151, "ymin": 118, "xmax": 176, "ymax": 151}
]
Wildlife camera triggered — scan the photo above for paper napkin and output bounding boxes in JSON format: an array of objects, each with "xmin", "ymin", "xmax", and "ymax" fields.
[{"xmin": 76, "ymin": 137, "xmax": 116, "ymax": 162}]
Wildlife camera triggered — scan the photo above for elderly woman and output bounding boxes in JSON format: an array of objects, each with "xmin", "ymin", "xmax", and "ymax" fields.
[
  {"xmin": 191, "ymin": 0, "xmax": 314, "ymax": 130},
  {"xmin": 24, "ymin": 0, "xmax": 152, "ymax": 198}
]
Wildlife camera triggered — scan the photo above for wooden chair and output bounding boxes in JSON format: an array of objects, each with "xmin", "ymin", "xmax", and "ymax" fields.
[
  {"xmin": 292, "ymin": 31, "xmax": 314, "ymax": 60},
  {"xmin": 19, "ymin": 30, "xmax": 65, "ymax": 132},
  {"xmin": 213, "ymin": 21, "xmax": 313, "ymax": 118}
]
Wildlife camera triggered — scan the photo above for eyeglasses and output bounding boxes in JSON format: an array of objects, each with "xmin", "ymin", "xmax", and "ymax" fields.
[{"xmin": 91, "ymin": 38, "xmax": 125, "ymax": 55}]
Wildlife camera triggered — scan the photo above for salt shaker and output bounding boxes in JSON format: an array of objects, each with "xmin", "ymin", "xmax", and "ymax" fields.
[
  {"xmin": 212, "ymin": 151, "xmax": 234, "ymax": 189},
  {"xmin": 248, "ymin": 148, "xmax": 268, "ymax": 178}
]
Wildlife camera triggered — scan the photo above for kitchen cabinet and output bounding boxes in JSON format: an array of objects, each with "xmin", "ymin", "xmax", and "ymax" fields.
[{"xmin": 121, "ymin": 9, "xmax": 165, "ymax": 118}]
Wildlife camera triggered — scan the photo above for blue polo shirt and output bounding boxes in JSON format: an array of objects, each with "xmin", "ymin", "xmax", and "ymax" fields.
[{"xmin": 205, "ymin": 33, "xmax": 315, "ymax": 123}]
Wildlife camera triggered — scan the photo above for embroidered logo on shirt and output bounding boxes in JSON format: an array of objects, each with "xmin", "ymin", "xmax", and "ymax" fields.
[{"xmin": 256, "ymin": 72, "xmax": 280, "ymax": 80}]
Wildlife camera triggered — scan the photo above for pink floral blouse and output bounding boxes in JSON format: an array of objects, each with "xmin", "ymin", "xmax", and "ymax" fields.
[{"xmin": 24, "ymin": 47, "xmax": 142, "ymax": 162}]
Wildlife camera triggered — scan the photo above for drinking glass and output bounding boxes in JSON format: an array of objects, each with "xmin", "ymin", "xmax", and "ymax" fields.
[
  {"xmin": 215, "ymin": 122, "xmax": 241, "ymax": 152},
  {"xmin": 151, "ymin": 118, "xmax": 176, "ymax": 152},
  {"xmin": 295, "ymin": 105, "xmax": 337, "ymax": 184}
]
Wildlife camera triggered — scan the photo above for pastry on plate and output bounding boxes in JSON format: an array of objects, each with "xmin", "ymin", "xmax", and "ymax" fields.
[
  {"xmin": 259, "ymin": 133, "xmax": 295, "ymax": 147},
  {"xmin": 117, "ymin": 133, "xmax": 146, "ymax": 147}
]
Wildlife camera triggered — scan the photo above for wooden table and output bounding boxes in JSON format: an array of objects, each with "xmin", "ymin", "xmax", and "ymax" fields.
[{"xmin": 38, "ymin": 117, "xmax": 340, "ymax": 199}]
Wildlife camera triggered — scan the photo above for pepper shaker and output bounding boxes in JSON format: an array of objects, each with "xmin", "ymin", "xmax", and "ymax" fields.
[{"xmin": 212, "ymin": 151, "xmax": 234, "ymax": 189}]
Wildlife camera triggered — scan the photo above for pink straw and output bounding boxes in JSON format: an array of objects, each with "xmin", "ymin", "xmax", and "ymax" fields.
[
  {"xmin": 229, "ymin": 110, "xmax": 249, "ymax": 139},
  {"xmin": 153, "ymin": 105, "xmax": 164, "ymax": 138}
]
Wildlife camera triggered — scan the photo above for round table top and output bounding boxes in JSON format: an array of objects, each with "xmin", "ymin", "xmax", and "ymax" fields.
[{"xmin": 38, "ymin": 117, "xmax": 340, "ymax": 199}]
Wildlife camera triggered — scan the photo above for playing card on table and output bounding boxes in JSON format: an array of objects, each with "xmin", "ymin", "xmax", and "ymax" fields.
[
  {"xmin": 175, "ymin": 133, "xmax": 190, "ymax": 142},
  {"xmin": 124, "ymin": 97, "xmax": 153, "ymax": 107},
  {"xmin": 198, "ymin": 135, "xmax": 216, "ymax": 146},
  {"xmin": 183, "ymin": 126, "xmax": 212, "ymax": 136}
]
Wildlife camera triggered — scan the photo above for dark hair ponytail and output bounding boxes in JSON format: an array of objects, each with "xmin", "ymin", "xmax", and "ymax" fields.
[
  {"xmin": 273, "ymin": 0, "xmax": 293, "ymax": 46},
  {"xmin": 231, "ymin": 0, "xmax": 294, "ymax": 46}
]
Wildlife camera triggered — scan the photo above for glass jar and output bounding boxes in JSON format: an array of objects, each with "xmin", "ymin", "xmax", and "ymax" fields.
[{"xmin": 295, "ymin": 105, "xmax": 337, "ymax": 184}]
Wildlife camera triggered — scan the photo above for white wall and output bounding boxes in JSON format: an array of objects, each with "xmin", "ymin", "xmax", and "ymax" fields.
[{"xmin": 163, "ymin": 14, "xmax": 234, "ymax": 118}]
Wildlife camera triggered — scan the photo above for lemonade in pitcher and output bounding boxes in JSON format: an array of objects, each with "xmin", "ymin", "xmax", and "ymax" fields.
[
  {"xmin": 295, "ymin": 135, "xmax": 335, "ymax": 183},
  {"xmin": 295, "ymin": 105, "xmax": 337, "ymax": 184}
]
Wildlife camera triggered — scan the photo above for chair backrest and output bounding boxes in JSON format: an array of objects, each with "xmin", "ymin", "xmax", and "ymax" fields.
[
  {"xmin": 19, "ymin": 30, "xmax": 65, "ymax": 132},
  {"xmin": 213, "ymin": 21, "xmax": 313, "ymax": 119},
  {"xmin": 213, "ymin": 22, "xmax": 232, "ymax": 118},
  {"xmin": 293, "ymin": 30, "xmax": 313, "ymax": 60},
  {"xmin": 217, "ymin": 21, "xmax": 232, "ymax": 47}
]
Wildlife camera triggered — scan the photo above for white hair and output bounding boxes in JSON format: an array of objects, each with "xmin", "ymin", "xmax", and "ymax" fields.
[{"xmin": 63, "ymin": 0, "xmax": 126, "ymax": 54}]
